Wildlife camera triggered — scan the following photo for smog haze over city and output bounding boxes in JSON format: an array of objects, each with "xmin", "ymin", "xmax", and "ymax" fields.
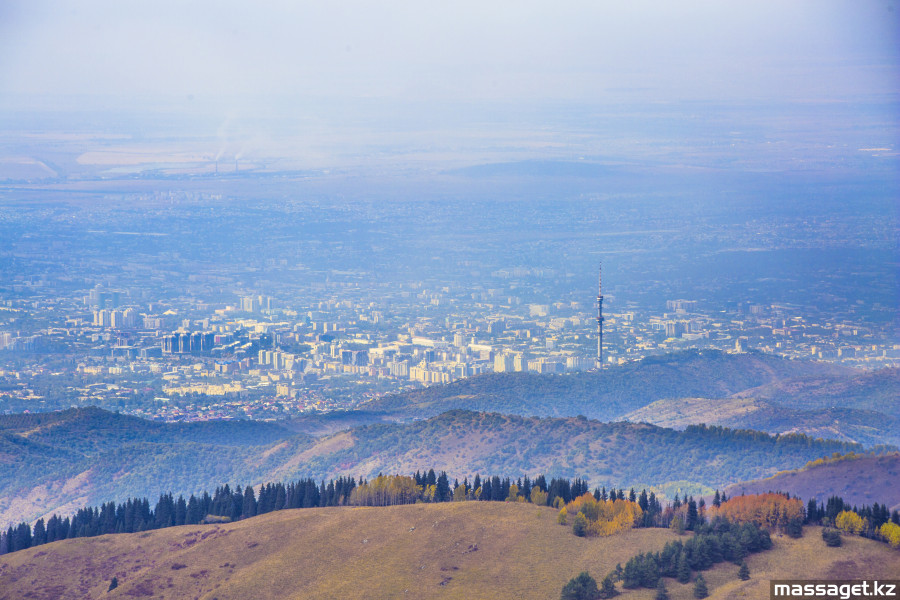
[{"xmin": 0, "ymin": 0, "xmax": 898, "ymax": 420}]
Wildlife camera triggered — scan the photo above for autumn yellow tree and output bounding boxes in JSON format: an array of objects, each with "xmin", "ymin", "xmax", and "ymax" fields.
[
  {"xmin": 530, "ymin": 487, "xmax": 548, "ymax": 506},
  {"xmin": 835, "ymin": 510, "xmax": 867, "ymax": 536},
  {"xmin": 349, "ymin": 475, "xmax": 422, "ymax": 506},
  {"xmin": 507, "ymin": 484, "xmax": 521, "ymax": 502},
  {"xmin": 879, "ymin": 522, "xmax": 900, "ymax": 549},
  {"xmin": 562, "ymin": 493, "xmax": 643, "ymax": 537},
  {"xmin": 453, "ymin": 484, "xmax": 467, "ymax": 502}
]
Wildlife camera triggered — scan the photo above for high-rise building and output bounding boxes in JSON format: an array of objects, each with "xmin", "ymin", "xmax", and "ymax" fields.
[
  {"xmin": 493, "ymin": 353, "xmax": 514, "ymax": 372},
  {"xmin": 241, "ymin": 296, "xmax": 259, "ymax": 312}
]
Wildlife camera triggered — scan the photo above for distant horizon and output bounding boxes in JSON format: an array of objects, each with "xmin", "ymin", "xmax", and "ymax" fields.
[{"xmin": 2, "ymin": 1, "xmax": 897, "ymax": 109}]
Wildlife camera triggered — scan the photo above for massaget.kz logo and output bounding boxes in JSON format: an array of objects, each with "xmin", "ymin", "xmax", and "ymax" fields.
[{"xmin": 770, "ymin": 580, "xmax": 899, "ymax": 600}]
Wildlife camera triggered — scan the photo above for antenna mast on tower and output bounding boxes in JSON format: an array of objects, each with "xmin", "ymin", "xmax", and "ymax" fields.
[{"xmin": 597, "ymin": 264, "xmax": 604, "ymax": 370}]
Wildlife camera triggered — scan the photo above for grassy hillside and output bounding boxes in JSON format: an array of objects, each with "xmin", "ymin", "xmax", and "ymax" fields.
[
  {"xmin": 725, "ymin": 452, "xmax": 900, "ymax": 512},
  {"xmin": 1, "ymin": 502, "xmax": 897, "ymax": 600},
  {"xmin": 362, "ymin": 350, "xmax": 855, "ymax": 421},
  {"xmin": 623, "ymin": 397, "xmax": 900, "ymax": 447}
]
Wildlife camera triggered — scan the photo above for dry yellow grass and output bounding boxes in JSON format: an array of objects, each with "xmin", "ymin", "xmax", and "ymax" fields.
[{"xmin": 0, "ymin": 503, "xmax": 897, "ymax": 600}]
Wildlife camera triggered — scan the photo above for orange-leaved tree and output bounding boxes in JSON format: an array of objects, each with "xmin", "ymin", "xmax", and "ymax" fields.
[{"xmin": 710, "ymin": 493, "xmax": 804, "ymax": 533}]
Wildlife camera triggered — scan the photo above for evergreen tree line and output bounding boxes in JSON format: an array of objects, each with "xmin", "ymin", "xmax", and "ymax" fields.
[
  {"xmin": 620, "ymin": 519, "xmax": 771, "ymax": 590},
  {"xmin": 805, "ymin": 495, "xmax": 899, "ymax": 536},
  {"xmin": 8, "ymin": 470, "xmax": 896, "ymax": 559},
  {"xmin": 0, "ymin": 475, "xmax": 357, "ymax": 555},
  {"xmin": 0, "ymin": 470, "xmax": 598, "ymax": 556},
  {"xmin": 423, "ymin": 471, "xmax": 591, "ymax": 505},
  {"xmin": 561, "ymin": 519, "xmax": 769, "ymax": 600}
]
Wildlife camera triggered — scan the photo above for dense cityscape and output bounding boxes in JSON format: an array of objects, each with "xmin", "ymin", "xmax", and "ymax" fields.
[{"xmin": 1, "ymin": 188, "xmax": 896, "ymax": 421}]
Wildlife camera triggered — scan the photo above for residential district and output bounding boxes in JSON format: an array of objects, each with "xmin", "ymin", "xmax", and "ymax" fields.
[{"xmin": 1, "ymin": 277, "xmax": 896, "ymax": 421}]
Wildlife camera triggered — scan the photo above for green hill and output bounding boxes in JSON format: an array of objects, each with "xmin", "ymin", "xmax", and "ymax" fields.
[
  {"xmin": 1, "ymin": 502, "xmax": 898, "ymax": 600},
  {"xmin": 0, "ymin": 408, "xmax": 309, "ymax": 528}
]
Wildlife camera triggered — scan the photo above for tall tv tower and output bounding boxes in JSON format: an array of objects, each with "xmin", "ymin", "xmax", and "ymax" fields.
[{"xmin": 596, "ymin": 264, "xmax": 604, "ymax": 370}]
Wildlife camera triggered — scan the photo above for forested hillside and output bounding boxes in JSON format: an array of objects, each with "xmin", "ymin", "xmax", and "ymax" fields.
[
  {"xmin": 2, "ymin": 351, "xmax": 894, "ymax": 530},
  {"xmin": 271, "ymin": 410, "xmax": 863, "ymax": 489},
  {"xmin": 0, "ymin": 408, "xmax": 310, "ymax": 528},
  {"xmin": 0, "ymin": 407, "xmax": 865, "ymax": 528}
]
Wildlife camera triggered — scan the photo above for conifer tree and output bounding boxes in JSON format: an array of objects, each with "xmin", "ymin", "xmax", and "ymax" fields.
[
  {"xmin": 738, "ymin": 561, "xmax": 750, "ymax": 580},
  {"xmin": 638, "ymin": 490, "xmax": 649, "ymax": 512},
  {"xmin": 693, "ymin": 574, "xmax": 708, "ymax": 599},
  {"xmin": 655, "ymin": 579, "xmax": 669, "ymax": 600},
  {"xmin": 492, "ymin": 476, "xmax": 504, "ymax": 501},
  {"xmin": 242, "ymin": 486, "xmax": 257, "ymax": 519},
  {"xmin": 599, "ymin": 575, "xmax": 618, "ymax": 598},
  {"xmin": 686, "ymin": 498, "xmax": 699, "ymax": 530},
  {"xmin": 561, "ymin": 572, "xmax": 599, "ymax": 600},
  {"xmin": 436, "ymin": 472, "xmax": 451, "ymax": 502},
  {"xmin": 175, "ymin": 496, "xmax": 187, "ymax": 526},
  {"xmin": 822, "ymin": 528, "xmax": 842, "ymax": 547},
  {"xmin": 677, "ymin": 552, "xmax": 691, "ymax": 584},
  {"xmin": 32, "ymin": 519, "xmax": 46, "ymax": 546}
]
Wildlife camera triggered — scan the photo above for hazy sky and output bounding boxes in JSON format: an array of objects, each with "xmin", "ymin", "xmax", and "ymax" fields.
[{"xmin": 2, "ymin": 0, "xmax": 898, "ymax": 108}]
